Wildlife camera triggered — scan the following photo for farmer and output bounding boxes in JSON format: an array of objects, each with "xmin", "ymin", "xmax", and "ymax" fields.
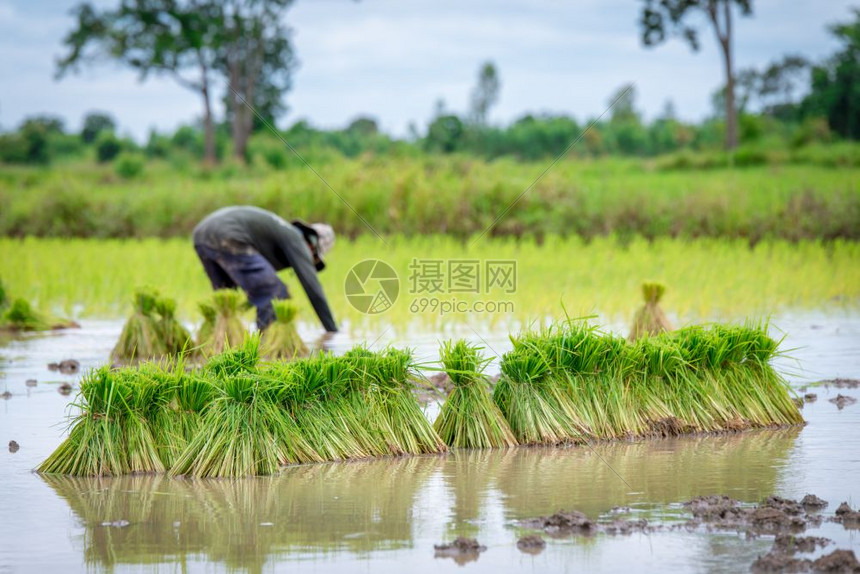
[{"xmin": 192, "ymin": 206, "xmax": 338, "ymax": 332}]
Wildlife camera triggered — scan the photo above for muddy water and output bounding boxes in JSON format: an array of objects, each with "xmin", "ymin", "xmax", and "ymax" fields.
[{"xmin": 1, "ymin": 313, "xmax": 859, "ymax": 573}]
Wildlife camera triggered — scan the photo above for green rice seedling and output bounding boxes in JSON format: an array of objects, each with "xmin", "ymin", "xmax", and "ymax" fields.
[
  {"xmin": 111, "ymin": 288, "xmax": 166, "ymax": 362},
  {"xmin": 38, "ymin": 367, "xmax": 135, "ymax": 476},
  {"xmin": 196, "ymin": 289, "xmax": 249, "ymax": 356},
  {"xmin": 493, "ymin": 348, "xmax": 584, "ymax": 444},
  {"xmin": 279, "ymin": 354, "xmax": 370, "ymax": 462},
  {"xmin": 433, "ymin": 340, "xmax": 517, "ymax": 449},
  {"xmin": 172, "ymin": 336, "xmax": 322, "ymax": 476},
  {"xmin": 119, "ymin": 366, "xmax": 171, "ymax": 474},
  {"xmin": 0, "ymin": 277, "xmax": 7, "ymax": 310},
  {"xmin": 628, "ymin": 281, "xmax": 673, "ymax": 341},
  {"xmin": 340, "ymin": 346, "xmax": 406, "ymax": 456},
  {"xmin": 622, "ymin": 336, "xmax": 689, "ymax": 436},
  {"xmin": 1, "ymin": 297, "xmax": 50, "ymax": 331},
  {"xmin": 370, "ymin": 348, "xmax": 446, "ymax": 454},
  {"xmin": 260, "ymin": 299, "xmax": 308, "ymax": 359},
  {"xmin": 154, "ymin": 296, "xmax": 193, "ymax": 356}
]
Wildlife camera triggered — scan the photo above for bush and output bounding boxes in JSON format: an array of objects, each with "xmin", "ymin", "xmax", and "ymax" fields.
[
  {"xmin": 114, "ymin": 152, "xmax": 145, "ymax": 179},
  {"xmin": 96, "ymin": 132, "xmax": 122, "ymax": 163},
  {"xmin": 732, "ymin": 146, "xmax": 768, "ymax": 167}
]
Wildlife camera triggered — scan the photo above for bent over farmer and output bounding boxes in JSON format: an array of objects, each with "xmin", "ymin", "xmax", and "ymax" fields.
[{"xmin": 192, "ymin": 206, "xmax": 337, "ymax": 332}]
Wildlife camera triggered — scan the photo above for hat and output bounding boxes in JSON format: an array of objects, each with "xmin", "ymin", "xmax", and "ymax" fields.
[{"xmin": 293, "ymin": 220, "xmax": 335, "ymax": 271}]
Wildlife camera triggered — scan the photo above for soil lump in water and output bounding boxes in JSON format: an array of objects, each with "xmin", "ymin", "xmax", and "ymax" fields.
[
  {"xmin": 516, "ymin": 535, "xmax": 546, "ymax": 554},
  {"xmin": 48, "ymin": 359, "xmax": 81, "ymax": 375},
  {"xmin": 8, "ymin": 440, "xmax": 19, "ymax": 453},
  {"xmin": 801, "ymin": 495, "xmax": 828, "ymax": 510},
  {"xmin": 811, "ymin": 549, "xmax": 860, "ymax": 572},
  {"xmin": 829, "ymin": 394, "xmax": 857, "ymax": 410},
  {"xmin": 434, "ymin": 537, "xmax": 486, "ymax": 565}
]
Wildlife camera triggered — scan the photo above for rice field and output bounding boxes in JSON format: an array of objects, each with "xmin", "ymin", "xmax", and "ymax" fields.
[{"xmin": 0, "ymin": 236, "xmax": 857, "ymax": 330}]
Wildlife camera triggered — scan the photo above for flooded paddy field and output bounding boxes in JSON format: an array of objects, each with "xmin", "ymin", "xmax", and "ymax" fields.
[{"xmin": 1, "ymin": 312, "xmax": 859, "ymax": 573}]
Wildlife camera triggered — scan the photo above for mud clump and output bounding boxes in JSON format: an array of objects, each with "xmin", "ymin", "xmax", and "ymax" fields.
[
  {"xmin": 772, "ymin": 535, "xmax": 831, "ymax": 554},
  {"xmin": 685, "ymin": 495, "xmax": 748, "ymax": 522},
  {"xmin": 2, "ymin": 390, "xmax": 11, "ymax": 400},
  {"xmin": 820, "ymin": 378, "xmax": 860, "ymax": 389},
  {"xmin": 752, "ymin": 553, "xmax": 811, "ymax": 572},
  {"xmin": 25, "ymin": 379, "xmax": 37, "ymax": 387},
  {"xmin": 828, "ymin": 394, "xmax": 857, "ymax": 410},
  {"xmin": 749, "ymin": 507, "xmax": 806, "ymax": 534},
  {"xmin": 804, "ymin": 393, "xmax": 818, "ymax": 403},
  {"xmin": 434, "ymin": 537, "xmax": 486, "ymax": 564},
  {"xmin": 48, "ymin": 359, "xmax": 80, "ymax": 375},
  {"xmin": 812, "ymin": 549, "xmax": 860, "ymax": 572},
  {"xmin": 528, "ymin": 510, "xmax": 597, "ymax": 535},
  {"xmin": 57, "ymin": 382, "xmax": 73, "ymax": 396},
  {"xmin": 801, "ymin": 495, "xmax": 828, "ymax": 510},
  {"xmin": 684, "ymin": 495, "xmax": 823, "ymax": 534},
  {"xmin": 516, "ymin": 534, "xmax": 546, "ymax": 554},
  {"xmin": 832, "ymin": 503, "xmax": 860, "ymax": 529},
  {"xmin": 650, "ymin": 416, "xmax": 688, "ymax": 436},
  {"xmin": 8, "ymin": 440, "xmax": 19, "ymax": 453},
  {"xmin": 603, "ymin": 518, "xmax": 650, "ymax": 535},
  {"xmin": 427, "ymin": 372, "xmax": 453, "ymax": 393}
]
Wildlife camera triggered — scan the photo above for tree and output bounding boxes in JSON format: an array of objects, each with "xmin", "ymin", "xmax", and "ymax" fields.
[
  {"xmin": 640, "ymin": 0, "xmax": 753, "ymax": 150},
  {"xmin": 802, "ymin": 9, "xmax": 860, "ymax": 139},
  {"xmin": 801, "ymin": 8, "xmax": 860, "ymax": 139},
  {"xmin": 608, "ymin": 83, "xmax": 639, "ymax": 123},
  {"xmin": 220, "ymin": 0, "xmax": 296, "ymax": 160},
  {"xmin": 57, "ymin": 0, "xmax": 297, "ymax": 164},
  {"xmin": 469, "ymin": 61, "xmax": 501, "ymax": 125},
  {"xmin": 80, "ymin": 112, "xmax": 116, "ymax": 143}
]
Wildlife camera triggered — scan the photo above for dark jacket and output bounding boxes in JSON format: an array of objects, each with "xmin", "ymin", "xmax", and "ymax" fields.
[{"xmin": 192, "ymin": 206, "xmax": 337, "ymax": 331}]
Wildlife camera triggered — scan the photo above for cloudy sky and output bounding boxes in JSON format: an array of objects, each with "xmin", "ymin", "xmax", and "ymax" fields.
[{"xmin": 0, "ymin": 0, "xmax": 855, "ymax": 140}]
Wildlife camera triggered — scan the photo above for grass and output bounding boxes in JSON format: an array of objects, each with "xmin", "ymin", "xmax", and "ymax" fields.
[
  {"xmin": 1, "ymin": 156, "xmax": 858, "ymax": 241},
  {"xmin": 1, "ymin": 236, "xmax": 858, "ymax": 330}
]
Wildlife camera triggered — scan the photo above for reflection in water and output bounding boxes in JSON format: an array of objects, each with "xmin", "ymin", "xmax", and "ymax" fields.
[{"xmin": 43, "ymin": 427, "xmax": 801, "ymax": 572}]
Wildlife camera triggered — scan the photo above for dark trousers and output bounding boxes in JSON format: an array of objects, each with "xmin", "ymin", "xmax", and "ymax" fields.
[{"xmin": 194, "ymin": 244, "xmax": 289, "ymax": 330}]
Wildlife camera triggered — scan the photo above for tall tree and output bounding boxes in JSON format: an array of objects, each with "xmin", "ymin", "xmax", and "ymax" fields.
[
  {"xmin": 220, "ymin": 0, "xmax": 296, "ymax": 160},
  {"xmin": 802, "ymin": 9, "xmax": 860, "ymax": 139},
  {"xmin": 639, "ymin": 0, "xmax": 753, "ymax": 150},
  {"xmin": 469, "ymin": 61, "xmax": 501, "ymax": 125},
  {"xmin": 57, "ymin": 0, "xmax": 296, "ymax": 163}
]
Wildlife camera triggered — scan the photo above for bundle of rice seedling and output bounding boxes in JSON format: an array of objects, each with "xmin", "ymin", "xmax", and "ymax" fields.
[
  {"xmin": 154, "ymin": 297, "xmax": 193, "ymax": 356},
  {"xmin": 38, "ymin": 367, "xmax": 136, "ymax": 476},
  {"xmin": 196, "ymin": 289, "xmax": 249, "ymax": 356},
  {"xmin": 111, "ymin": 289, "xmax": 166, "ymax": 362},
  {"xmin": 1, "ymin": 298, "xmax": 49, "ymax": 331},
  {"xmin": 369, "ymin": 348, "xmax": 446, "ymax": 454},
  {"xmin": 260, "ymin": 300, "xmax": 307, "ymax": 359},
  {"xmin": 628, "ymin": 281, "xmax": 673, "ymax": 342},
  {"xmin": 171, "ymin": 336, "xmax": 318, "ymax": 477},
  {"xmin": 622, "ymin": 336, "xmax": 690, "ymax": 436},
  {"xmin": 433, "ymin": 340, "xmax": 517, "ymax": 449},
  {"xmin": 494, "ymin": 347, "xmax": 586, "ymax": 445},
  {"xmin": 277, "ymin": 354, "xmax": 370, "ymax": 462}
]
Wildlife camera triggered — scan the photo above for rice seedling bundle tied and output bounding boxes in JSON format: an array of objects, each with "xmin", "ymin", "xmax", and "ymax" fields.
[
  {"xmin": 260, "ymin": 300, "xmax": 308, "ymax": 359},
  {"xmin": 434, "ymin": 340, "xmax": 517, "ymax": 449},
  {"xmin": 38, "ymin": 320, "xmax": 802, "ymax": 478},
  {"xmin": 629, "ymin": 281, "xmax": 673, "ymax": 341},
  {"xmin": 112, "ymin": 289, "xmax": 193, "ymax": 362},
  {"xmin": 197, "ymin": 289, "xmax": 249, "ymax": 356}
]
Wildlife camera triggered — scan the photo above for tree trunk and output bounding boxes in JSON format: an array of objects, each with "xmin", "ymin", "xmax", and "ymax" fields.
[
  {"xmin": 201, "ymin": 81, "xmax": 216, "ymax": 165},
  {"xmin": 198, "ymin": 56, "xmax": 216, "ymax": 165},
  {"xmin": 720, "ymin": 0, "xmax": 738, "ymax": 150}
]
